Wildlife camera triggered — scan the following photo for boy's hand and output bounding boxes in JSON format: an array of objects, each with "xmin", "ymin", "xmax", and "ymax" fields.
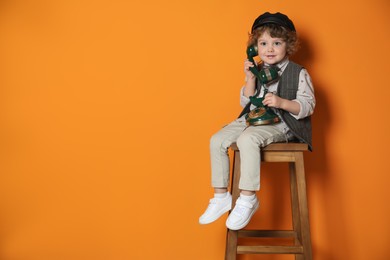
[
  {"xmin": 244, "ymin": 59, "xmax": 256, "ymax": 81},
  {"xmin": 262, "ymin": 93, "xmax": 300, "ymax": 116},
  {"xmin": 262, "ymin": 92, "xmax": 283, "ymax": 108}
]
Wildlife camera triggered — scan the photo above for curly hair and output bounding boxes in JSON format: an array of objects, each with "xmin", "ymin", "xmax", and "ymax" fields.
[{"xmin": 247, "ymin": 24, "xmax": 299, "ymax": 56}]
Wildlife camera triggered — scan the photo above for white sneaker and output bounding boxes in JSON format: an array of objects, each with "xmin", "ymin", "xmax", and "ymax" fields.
[
  {"xmin": 199, "ymin": 193, "xmax": 232, "ymax": 224},
  {"xmin": 226, "ymin": 196, "xmax": 259, "ymax": 230}
]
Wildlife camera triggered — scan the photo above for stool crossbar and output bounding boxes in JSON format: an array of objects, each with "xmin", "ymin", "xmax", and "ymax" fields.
[{"xmin": 225, "ymin": 143, "xmax": 312, "ymax": 260}]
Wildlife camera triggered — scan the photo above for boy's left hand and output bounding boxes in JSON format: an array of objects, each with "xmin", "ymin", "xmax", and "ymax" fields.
[{"xmin": 262, "ymin": 92, "xmax": 283, "ymax": 108}]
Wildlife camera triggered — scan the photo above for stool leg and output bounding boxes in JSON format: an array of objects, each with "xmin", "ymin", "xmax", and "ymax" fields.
[
  {"xmin": 230, "ymin": 150, "xmax": 241, "ymax": 204},
  {"xmin": 225, "ymin": 150, "xmax": 241, "ymax": 260},
  {"xmin": 291, "ymin": 152, "xmax": 313, "ymax": 260},
  {"xmin": 290, "ymin": 161, "xmax": 303, "ymax": 260},
  {"xmin": 225, "ymin": 230, "xmax": 238, "ymax": 260}
]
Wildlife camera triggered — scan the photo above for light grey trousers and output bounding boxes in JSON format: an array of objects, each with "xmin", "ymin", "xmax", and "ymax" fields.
[{"xmin": 210, "ymin": 119, "xmax": 290, "ymax": 191}]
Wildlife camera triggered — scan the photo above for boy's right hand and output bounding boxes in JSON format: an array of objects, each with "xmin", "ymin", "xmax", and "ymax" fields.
[
  {"xmin": 244, "ymin": 59, "xmax": 256, "ymax": 81},
  {"xmin": 243, "ymin": 59, "xmax": 257, "ymax": 98}
]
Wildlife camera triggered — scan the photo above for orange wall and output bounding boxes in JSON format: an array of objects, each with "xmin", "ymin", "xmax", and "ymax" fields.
[{"xmin": 0, "ymin": 1, "xmax": 389, "ymax": 260}]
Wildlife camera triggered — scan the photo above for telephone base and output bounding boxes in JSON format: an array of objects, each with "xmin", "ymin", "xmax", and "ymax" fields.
[{"xmin": 245, "ymin": 107, "xmax": 280, "ymax": 126}]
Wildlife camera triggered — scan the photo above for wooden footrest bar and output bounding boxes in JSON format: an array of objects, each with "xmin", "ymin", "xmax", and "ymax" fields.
[
  {"xmin": 238, "ymin": 230, "xmax": 297, "ymax": 238},
  {"xmin": 237, "ymin": 245, "xmax": 304, "ymax": 254}
]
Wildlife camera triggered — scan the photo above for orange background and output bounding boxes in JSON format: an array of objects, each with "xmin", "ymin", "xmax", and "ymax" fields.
[{"xmin": 0, "ymin": 0, "xmax": 389, "ymax": 259}]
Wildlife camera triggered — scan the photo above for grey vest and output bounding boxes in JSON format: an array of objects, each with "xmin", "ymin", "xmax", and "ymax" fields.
[{"xmin": 238, "ymin": 61, "xmax": 313, "ymax": 151}]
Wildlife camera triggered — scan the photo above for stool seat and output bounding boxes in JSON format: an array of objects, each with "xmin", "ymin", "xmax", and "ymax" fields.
[{"xmin": 225, "ymin": 142, "xmax": 312, "ymax": 260}]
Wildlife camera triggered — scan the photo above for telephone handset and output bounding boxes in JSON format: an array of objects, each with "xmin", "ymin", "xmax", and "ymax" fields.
[
  {"xmin": 245, "ymin": 45, "xmax": 280, "ymax": 126},
  {"xmin": 246, "ymin": 45, "xmax": 262, "ymax": 80},
  {"xmin": 246, "ymin": 45, "xmax": 279, "ymax": 85}
]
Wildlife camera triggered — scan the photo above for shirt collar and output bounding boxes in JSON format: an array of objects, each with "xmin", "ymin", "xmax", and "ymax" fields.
[{"xmin": 276, "ymin": 57, "xmax": 289, "ymax": 71}]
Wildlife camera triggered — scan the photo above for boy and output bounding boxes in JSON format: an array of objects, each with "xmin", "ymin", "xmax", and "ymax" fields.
[{"xmin": 199, "ymin": 12, "xmax": 315, "ymax": 230}]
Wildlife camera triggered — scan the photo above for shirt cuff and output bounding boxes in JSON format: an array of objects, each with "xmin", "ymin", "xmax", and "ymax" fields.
[
  {"xmin": 240, "ymin": 86, "xmax": 250, "ymax": 107},
  {"xmin": 289, "ymin": 100, "xmax": 303, "ymax": 119}
]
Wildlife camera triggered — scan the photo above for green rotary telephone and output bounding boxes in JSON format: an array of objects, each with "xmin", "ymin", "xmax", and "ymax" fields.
[{"xmin": 245, "ymin": 45, "xmax": 281, "ymax": 126}]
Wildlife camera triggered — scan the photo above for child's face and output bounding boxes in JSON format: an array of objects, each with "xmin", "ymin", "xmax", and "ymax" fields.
[{"xmin": 257, "ymin": 30, "xmax": 287, "ymax": 65}]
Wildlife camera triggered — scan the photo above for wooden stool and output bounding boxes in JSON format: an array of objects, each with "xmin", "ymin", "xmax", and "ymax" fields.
[{"xmin": 225, "ymin": 143, "xmax": 312, "ymax": 260}]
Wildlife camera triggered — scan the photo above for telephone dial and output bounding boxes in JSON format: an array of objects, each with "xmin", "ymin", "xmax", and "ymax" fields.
[{"xmin": 245, "ymin": 45, "xmax": 281, "ymax": 126}]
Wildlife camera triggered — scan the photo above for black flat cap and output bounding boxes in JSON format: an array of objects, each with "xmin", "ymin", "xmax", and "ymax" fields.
[{"xmin": 251, "ymin": 12, "xmax": 296, "ymax": 32}]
